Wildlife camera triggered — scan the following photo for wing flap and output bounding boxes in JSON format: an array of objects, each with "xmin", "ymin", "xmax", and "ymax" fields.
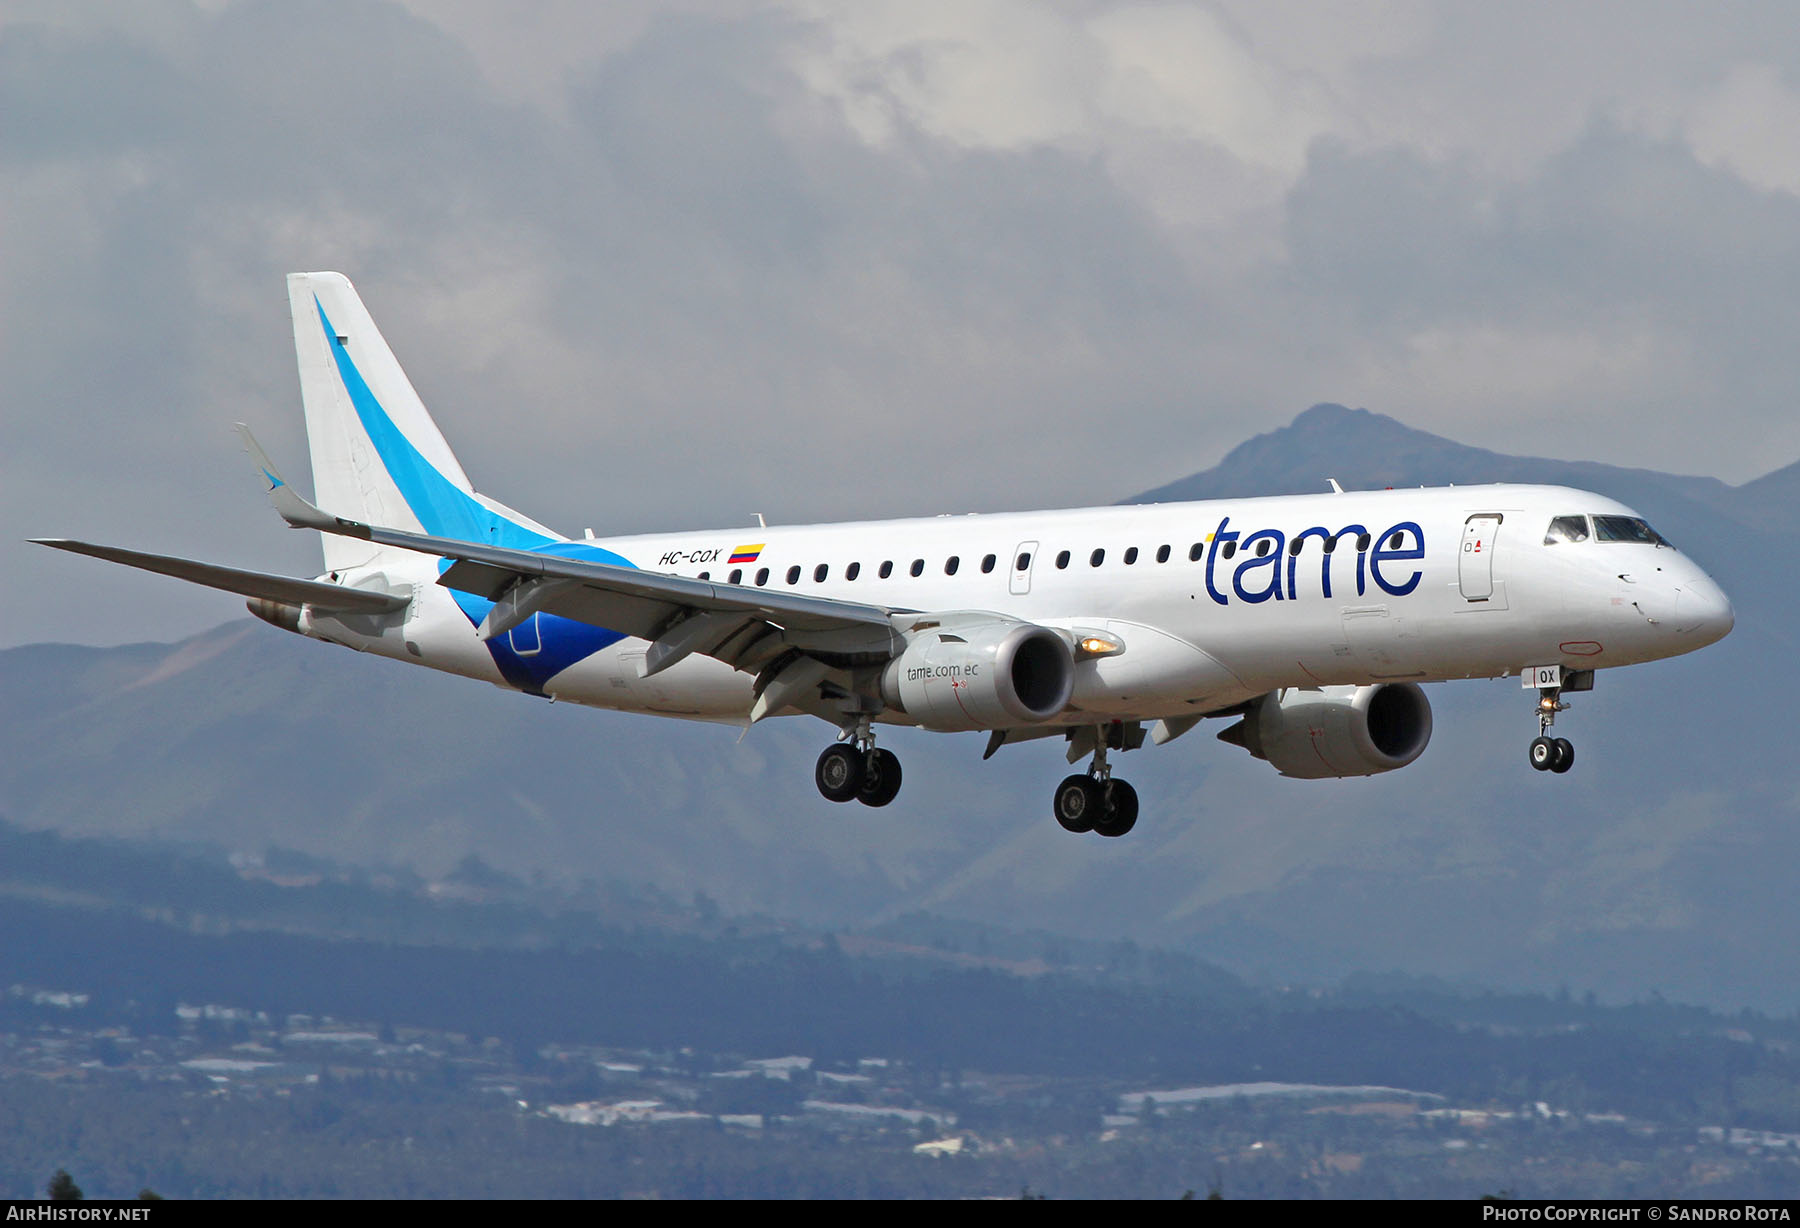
[
  {"xmin": 437, "ymin": 559, "xmax": 519, "ymax": 602},
  {"xmin": 528, "ymin": 583, "xmax": 688, "ymax": 644}
]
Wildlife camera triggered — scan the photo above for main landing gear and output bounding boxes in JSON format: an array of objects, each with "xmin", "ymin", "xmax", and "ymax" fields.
[
  {"xmin": 1528, "ymin": 683, "xmax": 1575, "ymax": 775},
  {"xmin": 815, "ymin": 721, "xmax": 903, "ymax": 808},
  {"xmin": 1053, "ymin": 735, "xmax": 1138, "ymax": 838}
]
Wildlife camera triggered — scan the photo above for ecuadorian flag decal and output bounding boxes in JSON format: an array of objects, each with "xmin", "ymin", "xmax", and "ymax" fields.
[{"xmin": 729, "ymin": 544, "xmax": 764, "ymax": 564}]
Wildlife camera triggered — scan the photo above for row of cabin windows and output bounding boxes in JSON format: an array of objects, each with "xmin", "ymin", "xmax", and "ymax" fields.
[
  {"xmin": 695, "ymin": 554, "xmax": 997, "ymax": 586},
  {"xmin": 692, "ymin": 530, "xmax": 1396, "ymax": 587}
]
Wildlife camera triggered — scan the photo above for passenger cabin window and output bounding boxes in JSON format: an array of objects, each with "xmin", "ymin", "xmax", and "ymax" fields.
[
  {"xmin": 1090, "ymin": 548, "xmax": 1105, "ymax": 567},
  {"xmin": 981, "ymin": 554, "xmax": 997, "ymax": 574},
  {"xmin": 1594, "ymin": 515, "xmax": 1670, "ymax": 547},
  {"xmin": 1256, "ymin": 538, "xmax": 1272, "ymax": 557},
  {"xmin": 787, "ymin": 565, "xmax": 801, "ymax": 585},
  {"xmin": 846, "ymin": 562, "xmax": 861, "ymax": 581},
  {"xmin": 910, "ymin": 559, "xmax": 924, "ymax": 577},
  {"xmin": 1544, "ymin": 515, "xmax": 1589, "ymax": 544},
  {"xmin": 1356, "ymin": 533, "xmax": 1372, "ymax": 552},
  {"xmin": 945, "ymin": 556, "xmax": 960, "ymax": 575},
  {"xmin": 1055, "ymin": 550, "xmax": 1071, "ymax": 569},
  {"xmin": 1015, "ymin": 551, "xmax": 1032, "ymax": 571},
  {"xmin": 1124, "ymin": 547, "xmax": 1138, "ymax": 565},
  {"xmin": 698, "ymin": 571, "xmax": 710, "ymax": 580},
  {"xmin": 814, "ymin": 564, "xmax": 829, "ymax": 582},
  {"xmin": 1188, "ymin": 542, "xmax": 1203, "ymax": 562},
  {"xmin": 1156, "ymin": 544, "xmax": 1170, "ymax": 563},
  {"xmin": 755, "ymin": 567, "xmax": 770, "ymax": 586},
  {"xmin": 879, "ymin": 560, "xmax": 893, "ymax": 579},
  {"xmin": 1221, "ymin": 541, "xmax": 1237, "ymax": 560},
  {"xmin": 729, "ymin": 568, "xmax": 743, "ymax": 584}
]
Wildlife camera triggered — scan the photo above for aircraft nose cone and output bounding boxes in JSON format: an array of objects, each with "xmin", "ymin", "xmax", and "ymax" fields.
[{"xmin": 1677, "ymin": 576, "xmax": 1735, "ymax": 644}]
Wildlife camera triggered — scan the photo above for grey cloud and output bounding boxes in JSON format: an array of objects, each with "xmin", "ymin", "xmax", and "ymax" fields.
[
  {"xmin": 6, "ymin": 1, "xmax": 1799, "ymax": 648},
  {"xmin": 0, "ymin": 21, "xmax": 197, "ymax": 163},
  {"xmin": 1288, "ymin": 119, "xmax": 1800, "ymax": 325},
  {"xmin": 1280, "ymin": 123, "xmax": 1800, "ymax": 472}
]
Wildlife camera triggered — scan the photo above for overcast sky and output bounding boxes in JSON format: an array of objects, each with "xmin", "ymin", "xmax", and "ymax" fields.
[{"xmin": 6, "ymin": 0, "xmax": 1800, "ymax": 647}]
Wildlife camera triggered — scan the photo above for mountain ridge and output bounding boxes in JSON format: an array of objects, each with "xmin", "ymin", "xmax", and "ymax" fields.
[{"xmin": 1131, "ymin": 402, "xmax": 1780, "ymax": 530}]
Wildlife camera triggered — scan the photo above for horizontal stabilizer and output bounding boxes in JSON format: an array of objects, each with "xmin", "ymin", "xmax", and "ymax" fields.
[{"xmin": 31, "ymin": 539, "xmax": 408, "ymax": 615}]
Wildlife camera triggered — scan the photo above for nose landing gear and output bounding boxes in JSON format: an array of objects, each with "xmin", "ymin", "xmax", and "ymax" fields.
[{"xmin": 1526, "ymin": 679, "xmax": 1575, "ymax": 774}]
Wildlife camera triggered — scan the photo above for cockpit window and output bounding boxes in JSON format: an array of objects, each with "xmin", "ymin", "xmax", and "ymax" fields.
[
  {"xmin": 1593, "ymin": 515, "xmax": 1671, "ymax": 547},
  {"xmin": 1543, "ymin": 515, "xmax": 1590, "ymax": 544}
]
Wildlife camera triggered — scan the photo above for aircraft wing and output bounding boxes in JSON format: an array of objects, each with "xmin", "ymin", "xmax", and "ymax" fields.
[
  {"xmin": 354, "ymin": 523, "xmax": 901, "ymax": 676},
  {"xmin": 30, "ymin": 539, "xmax": 409, "ymax": 615},
  {"xmin": 241, "ymin": 426, "xmax": 907, "ymax": 677}
]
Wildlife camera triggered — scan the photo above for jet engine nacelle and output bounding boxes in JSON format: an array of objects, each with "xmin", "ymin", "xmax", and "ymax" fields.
[
  {"xmin": 1225, "ymin": 683, "xmax": 1432, "ymax": 779},
  {"xmin": 881, "ymin": 620, "xmax": 1074, "ymax": 732}
]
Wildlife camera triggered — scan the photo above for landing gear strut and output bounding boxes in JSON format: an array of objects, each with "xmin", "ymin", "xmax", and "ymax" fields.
[
  {"xmin": 1053, "ymin": 733, "xmax": 1139, "ymax": 837},
  {"xmin": 815, "ymin": 719, "xmax": 903, "ymax": 807},
  {"xmin": 1527, "ymin": 685, "xmax": 1575, "ymax": 775}
]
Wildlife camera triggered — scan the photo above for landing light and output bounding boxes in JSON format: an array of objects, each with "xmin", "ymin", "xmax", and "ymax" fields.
[{"xmin": 1076, "ymin": 635, "xmax": 1124, "ymax": 659}]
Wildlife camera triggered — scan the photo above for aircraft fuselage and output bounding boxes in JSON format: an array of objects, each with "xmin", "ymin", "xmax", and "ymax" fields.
[{"xmin": 299, "ymin": 483, "xmax": 1732, "ymax": 725}]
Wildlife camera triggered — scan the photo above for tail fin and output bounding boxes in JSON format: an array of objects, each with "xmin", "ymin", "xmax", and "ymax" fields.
[{"xmin": 286, "ymin": 272, "xmax": 558, "ymax": 571}]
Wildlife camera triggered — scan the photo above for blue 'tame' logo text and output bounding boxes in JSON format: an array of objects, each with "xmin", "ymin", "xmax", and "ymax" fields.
[{"xmin": 1203, "ymin": 517, "xmax": 1425, "ymax": 605}]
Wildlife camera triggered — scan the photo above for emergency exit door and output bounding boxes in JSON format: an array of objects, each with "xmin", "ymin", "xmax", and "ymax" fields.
[{"xmin": 1010, "ymin": 540, "xmax": 1039, "ymax": 596}]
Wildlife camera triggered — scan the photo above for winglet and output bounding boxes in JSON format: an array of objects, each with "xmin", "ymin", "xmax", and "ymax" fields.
[{"xmin": 234, "ymin": 423, "xmax": 363, "ymax": 535}]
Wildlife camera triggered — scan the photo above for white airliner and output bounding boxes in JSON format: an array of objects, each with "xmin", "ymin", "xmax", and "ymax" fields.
[{"xmin": 36, "ymin": 273, "xmax": 1736, "ymax": 837}]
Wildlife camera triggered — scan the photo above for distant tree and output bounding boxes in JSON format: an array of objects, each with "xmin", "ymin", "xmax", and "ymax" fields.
[
  {"xmin": 137, "ymin": 1190, "xmax": 162, "ymax": 1201},
  {"xmin": 1180, "ymin": 1170, "xmax": 1225, "ymax": 1199},
  {"xmin": 1139, "ymin": 1094, "xmax": 1160, "ymax": 1130},
  {"xmin": 46, "ymin": 1169, "xmax": 82, "ymax": 1200}
]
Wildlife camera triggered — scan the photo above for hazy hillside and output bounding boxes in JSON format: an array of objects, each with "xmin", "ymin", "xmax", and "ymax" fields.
[{"xmin": 5, "ymin": 405, "xmax": 1796, "ymax": 1011}]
